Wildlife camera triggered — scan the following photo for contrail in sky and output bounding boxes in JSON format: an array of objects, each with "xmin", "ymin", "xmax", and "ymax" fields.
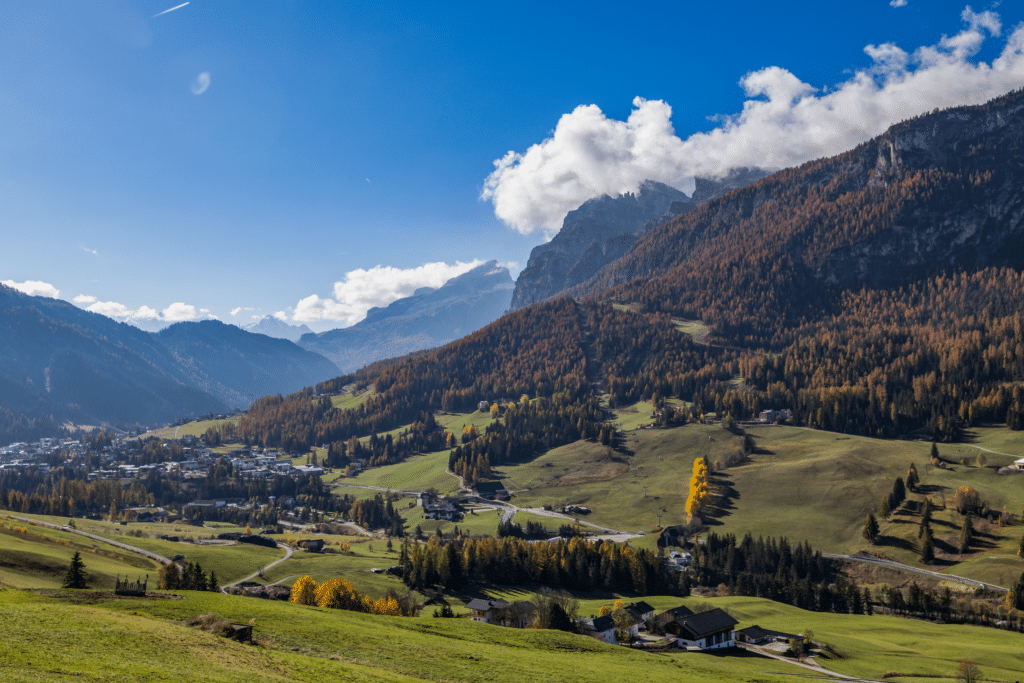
[{"xmin": 152, "ymin": 2, "xmax": 189, "ymax": 18}]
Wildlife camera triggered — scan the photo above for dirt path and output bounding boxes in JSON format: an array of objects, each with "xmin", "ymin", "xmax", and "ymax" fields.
[
  {"xmin": 3, "ymin": 514, "xmax": 171, "ymax": 565},
  {"xmin": 738, "ymin": 643, "xmax": 880, "ymax": 682},
  {"xmin": 222, "ymin": 543, "xmax": 294, "ymax": 591}
]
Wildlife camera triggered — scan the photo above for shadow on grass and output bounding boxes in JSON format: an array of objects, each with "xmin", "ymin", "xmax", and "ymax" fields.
[
  {"xmin": 702, "ymin": 475, "xmax": 739, "ymax": 527},
  {"xmin": 874, "ymin": 535, "xmax": 916, "ymax": 552}
]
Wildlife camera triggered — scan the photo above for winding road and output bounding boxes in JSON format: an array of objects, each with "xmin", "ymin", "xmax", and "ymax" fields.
[{"xmin": 823, "ymin": 552, "xmax": 1008, "ymax": 592}]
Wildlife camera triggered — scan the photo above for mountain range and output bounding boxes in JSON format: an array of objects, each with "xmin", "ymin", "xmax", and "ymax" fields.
[
  {"xmin": 243, "ymin": 317, "xmax": 314, "ymax": 343},
  {"xmin": 0, "ymin": 286, "xmax": 340, "ymax": 442}
]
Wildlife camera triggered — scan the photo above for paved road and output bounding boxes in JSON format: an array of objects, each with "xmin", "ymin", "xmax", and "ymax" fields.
[
  {"xmin": 823, "ymin": 552, "xmax": 1008, "ymax": 592},
  {"xmin": 3, "ymin": 514, "xmax": 171, "ymax": 565}
]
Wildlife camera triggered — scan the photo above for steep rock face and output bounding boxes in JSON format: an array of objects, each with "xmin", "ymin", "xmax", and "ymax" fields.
[
  {"xmin": 299, "ymin": 260, "xmax": 514, "ymax": 372},
  {"xmin": 814, "ymin": 96, "xmax": 1024, "ymax": 289},
  {"xmin": 510, "ymin": 172, "xmax": 769, "ymax": 310}
]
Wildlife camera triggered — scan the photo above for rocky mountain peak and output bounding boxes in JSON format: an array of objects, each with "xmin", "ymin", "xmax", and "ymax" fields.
[{"xmin": 510, "ymin": 171, "xmax": 768, "ymax": 310}]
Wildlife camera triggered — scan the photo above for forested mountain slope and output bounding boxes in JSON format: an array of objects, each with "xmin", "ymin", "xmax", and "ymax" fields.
[
  {"xmin": 570, "ymin": 88, "xmax": 1024, "ymax": 347},
  {"xmin": 0, "ymin": 285, "xmax": 226, "ymax": 440},
  {"xmin": 156, "ymin": 320, "xmax": 341, "ymax": 410}
]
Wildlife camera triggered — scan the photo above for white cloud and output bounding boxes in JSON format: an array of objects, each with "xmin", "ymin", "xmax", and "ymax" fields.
[
  {"xmin": 162, "ymin": 302, "xmax": 198, "ymax": 322},
  {"xmin": 2, "ymin": 279, "xmax": 60, "ymax": 298},
  {"xmin": 283, "ymin": 260, "xmax": 484, "ymax": 326},
  {"xmin": 890, "ymin": 0, "xmax": 908, "ymax": 7},
  {"xmin": 80, "ymin": 246, "xmax": 97, "ymax": 255},
  {"xmin": 231, "ymin": 306, "xmax": 255, "ymax": 318},
  {"xmin": 73, "ymin": 295, "xmax": 206, "ymax": 326},
  {"xmin": 482, "ymin": 7, "xmax": 1024, "ymax": 235},
  {"xmin": 272, "ymin": 311, "xmax": 289, "ymax": 321}
]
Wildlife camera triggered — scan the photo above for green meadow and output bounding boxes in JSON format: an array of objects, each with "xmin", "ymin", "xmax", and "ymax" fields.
[
  {"xmin": 3, "ymin": 587, "xmax": 1022, "ymax": 683},
  {"xmin": 143, "ymin": 416, "xmax": 240, "ymax": 440},
  {"xmin": 0, "ymin": 522, "xmax": 162, "ymax": 590}
]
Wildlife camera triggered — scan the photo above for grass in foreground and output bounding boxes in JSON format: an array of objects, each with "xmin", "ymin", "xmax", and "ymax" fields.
[{"xmin": 5, "ymin": 588, "xmax": 1023, "ymax": 683}]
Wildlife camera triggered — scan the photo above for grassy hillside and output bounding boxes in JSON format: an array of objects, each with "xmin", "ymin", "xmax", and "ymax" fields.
[
  {"xmin": 143, "ymin": 416, "xmax": 240, "ymax": 440},
  {"xmin": 494, "ymin": 420, "xmax": 1024, "ymax": 585},
  {"xmin": 4, "ymin": 587, "xmax": 1022, "ymax": 682},
  {"xmin": 0, "ymin": 519, "xmax": 162, "ymax": 590}
]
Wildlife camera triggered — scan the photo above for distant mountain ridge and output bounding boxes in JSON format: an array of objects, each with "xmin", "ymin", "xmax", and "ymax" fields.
[
  {"xmin": 242, "ymin": 316, "xmax": 314, "ymax": 343},
  {"xmin": 0, "ymin": 286, "xmax": 340, "ymax": 442},
  {"xmin": 298, "ymin": 260, "xmax": 514, "ymax": 372},
  {"xmin": 509, "ymin": 170, "xmax": 769, "ymax": 310}
]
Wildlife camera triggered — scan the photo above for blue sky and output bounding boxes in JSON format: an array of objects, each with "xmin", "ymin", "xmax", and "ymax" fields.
[{"xmin": 3, "ymin": 1, "xmax": 1023, "ymax": 332}]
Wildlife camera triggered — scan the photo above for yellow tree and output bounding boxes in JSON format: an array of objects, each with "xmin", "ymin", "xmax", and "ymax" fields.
[
  {"xmin": 685, "ymin": 457, "xmax": 710, "ymax": 520},
  {"xmin": 289, "ymin": 576, "xmax": 318, "ymax": 606},
  {"xmin": 316, "ymin": 578, "xmax": 360, "ymax": 610}
]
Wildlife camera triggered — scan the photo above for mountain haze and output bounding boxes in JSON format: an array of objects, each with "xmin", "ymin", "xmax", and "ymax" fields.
[
  {"xmin": 0, "ymin": 287, "xmax": 340, "ymax": 442},
  {"xmin": 242, "ymin": 316, "xmax": 314, "ymax": 342},
  {"xmin": 298, "ymin": 260, "xmax": 514, "ymax": 372}
]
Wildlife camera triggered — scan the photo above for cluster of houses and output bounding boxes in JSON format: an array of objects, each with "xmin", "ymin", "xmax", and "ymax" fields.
[
  {"xmin": 0, "ymin": 434, "xmax": 329, "ymax": 484},
  {"xmin": 0, "ymin": 437, "xmax": 84, "ymax": 475},
  {"xmin": 465, "ymin": 597, "xmax": 801, "ymax": 653}
]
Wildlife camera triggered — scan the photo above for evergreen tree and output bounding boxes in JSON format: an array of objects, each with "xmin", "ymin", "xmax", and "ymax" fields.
[
  {"xmin": 207, "ymin": 570, "xmax": 219, "ymax": 593},
  {"xmin": 1005, "ymin": 572, "xmax": 1024, "ymax": 611},
  {"xmin": 159, "ymin": 562, "xmax": 180, "ymax": 590},
  {"xmin": 959, "ymin": 514, "xmax": 974, "ymax": 554},
  {"xmin": 891, "ymin": 477, "xmax": 906, "ymax": 508},
  {"xmin": 920, "ymin": 528, "xmax": 935, "ymax": 564},
  {"xmin": 862, "ymin": 513, "xmax": 879, "ymax": 544},
  {"xmin": 63, "ymin": 551, "xmax": 88, "ymax": 589},
  {"xmin": 879, "ymin": 494, "xmax": 892, "ymax": 520},
  {"xmin": 907, "ymin": 463, "xmax": 920, "ymax": 492},
  {"xmin": 863, "ymin": 587, "xmax": 873, "ymax": 615}
]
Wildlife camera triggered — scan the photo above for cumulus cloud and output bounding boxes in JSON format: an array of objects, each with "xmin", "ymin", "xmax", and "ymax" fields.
[
  {"xmin": 72, "ymin": 295, "xmax": 210, "ymax": 326},
  {"xmin": 2, "ymin": 279, "xmax": 60, "ymax": 298},
  {"xmin": 482, "ymin": 7, "xmax": 1024, "ymax": 235},
  {"xmin": 162, "ymin": 302, "xmax": 198, "ymax": 322},
  {"xmin": 281, "ymin": 260, "xmax": 484, "ymax": 326},
  {"xmin": 230, "ymin": 306, "xmax": 255, "ymax": 317},
  {"xmin": 890, "ymin": 0, "xmax": 908, "ymax": 7}
]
